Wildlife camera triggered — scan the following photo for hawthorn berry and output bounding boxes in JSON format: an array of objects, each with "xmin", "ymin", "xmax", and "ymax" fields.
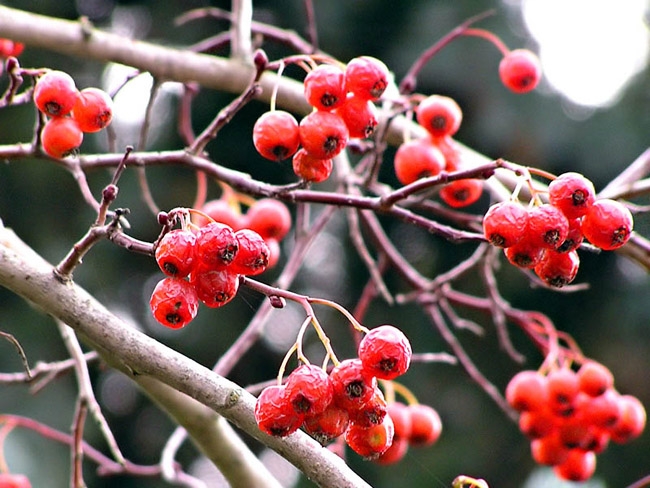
[
  {"xmin": 335, "ymin": 94, "xmax": 378, "ymax": 139},
  {"xmin": 149, "ymin": 277, "xmax": 199, "ymax": 329},
  {"xmin": 344, "ymin": 56, "xmax": 390, "ymax": 101},
  {"xmin": 71, "ymin": 87, "xmax": 113, "ymax": 133},
  {"xmin": 41, "ymin": 116, "xmax": 84, "ymax": 158},
  {"xmin": 190, "ymin": 267, "xmax": 240, "ymax": 308},
  {"xmin": 506, "ymin": 370, "xmax": 548, "ymax": 412},
  {"xmin": 433, "ymin": 134, "xmax": 462, "ymax": 171},
  {"xmin": 504, "ymin": 239, "xmax": 545, "ymax": 269},
  {"xmin": 499, "ymin": 49, "xmax": 542, "ymax": 94},
  {"xmin": 292, "ymin": 148, "xmax": 333, "ymax": 183},
  {"xmin": 244, "ymin": 198, "xmax": 292, "ymax": 241},
  {"xmin": 526, "ymin": 204, "xmax": 570, "ymax": 250},
  {"xmin": 416, "ymin": 94, "xmax": 463, "ymax": 138},
  {"xmin": 583, "ymin": 388, "xmax": 622, "ymax": 428},
  {"xmin": 482, "ymin": 201, "xmax": 529, "ymax": 248},
  {"xmin": 304, "ymin": 63, "xmax": 347, "ymax": 111},
  {"xmin": 581, "ymin": 199, "xmax": 633, "ymax": 251},
  {"xmin": 375, "ymin": 436, "xmax": 409, "ymax": 465},
  {"xmin": 196, "ymin": 198, "xmax": 243, "ymax": 230},
  {"xmin": 299, "ymin": 110, "xmax": 349, "ymax": 160},
  {"xmin": 358, "ymin": 324, "xmax": 412, "ymax": 380},
  {"xmin": 195, "ymin": 221, "xmax": 239, "ymax": 269},
  {"xmin": 155, "ymin": 229, "xmax": 197, "ymax": 278},
  {"xmin": 534, "ymin": 250, "xmax": 580, "ymax": 288},
  {"xmin": 0, "ymin": 473, "xmax": 32, "ymax": 488},
  {"xmin": 610, "ymin": 394, "xmax": 647, "ymax": 443},
  {"xmin": 530, "ymin": 433, "xmax": 570, "ymax": 466},
  {"xmin": 345, "ymin": 414, "xmax": 395, "ymax": 459},
  {"xmin": 386, "ymin": 402, "xmax": 412, "ymax": 440},
  {"xmin": 556, "ymin": 218, "xmax": 584, "ymax": 253},
  {"xmin": 553, "ymin": 449, "xmax": 597, "ymax": 482},
  {"xmin": 518, "ymin": 408, "xmax": 556, "ymax": 439},
  {"xmin": 303, "ymin": 403, "xmax": 350, "ymax": 445},
  {"xmin": 255, "ymin": 384, "xmax": 303, "ymax": 437},
  {"xmin": 33, "ymin": 70, "xmax": 79, "ymax": 117},
  {"xmin": 330, "ymin": 358, "xmax": 377, "ymax": 411},
  {"xmin": 548, "ymin": 172, "xmax": 596, "ymax": 220},
  {"xmin": 229, "ymin": 229, "xmax": 270, "ymax": 276},
  {"xmin": 253, "ymin": 110, "xmax": 301, "ymax": 161},
  {"xmin": 407, "ymin": 403, "xmax": 442, "ymax": 447},
  {"xmin": 284, "ymin": 364, "xmax": 333, "ymax": 417},
  {"xmin": 393, "ymin": 138, "xmax": 445, "ymax": 185},
  {"xmin": 577, "ymin": 361, "xmax": 614, "ymax": 398},
  {"xmin": 350, "ymin": 387, "xmax": 388, "ymax": 428},
  {"xmin": 439, "ymin": 179, "xmax": 483, "ymax": 208},
  {"xmin": 545, "ymin": 368, "xmax": 580, "ymax": 414}
]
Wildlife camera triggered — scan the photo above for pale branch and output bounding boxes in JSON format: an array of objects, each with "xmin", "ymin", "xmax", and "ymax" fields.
[{"xmin": 0, "ymin": 223, "xmax": 372, "ymax": 488}]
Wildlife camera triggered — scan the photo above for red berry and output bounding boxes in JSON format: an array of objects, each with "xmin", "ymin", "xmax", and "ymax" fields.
[
  {"xmin": 72, "ymin": 87, "xmax": 113, "ymax": 132},
  {"xmin": 375, "ymin": 435, "xmax": 409, "ymax": 465},
  {"xmin": 556, "ymin": 217, "xmax": 584, "ymax": 253},
  {"xmin": 581, "ymin": 199, "xmax": 633, "ymax": 250},
  {"xmin": 534, "ymin": 250, "xmax": 580, "ymax": 288},
  {"xmin": 482, "ymin": 201, "xmax": 529, "ymax": 248},
  {"xmin": 149, "ymin": 277, "xmax": 199, "ymax": 329},
  {"xmin": 577, "ymin": 361, "xmax": 613, "ymax": 397},
  {"xmin": 609, "ymin": 394, "xmax": 646, "ymax": 443},
  {"xmin": 358, "ymin": 325, "xmax": 412, "ymax": 380},
  {"xmin": 195, "ymin": 222, "xmax": 239, "ymax": 269},
  {"xmin": 499, "ymin": 49, "xmax": 542, "ymax": 94},
  {"xmin": 416, "ymin": 94, "xmax": 463, "ymax": 138},
  {"xmin": 196, "ymin": 199, "xmax": 243, "ymax": 230},
  {"xmin": 284, "ymin": 364, "xmax": 334, "ymax": 417},
  {"xmin": 344, "ymin": 56, "xmax": 389, "ymax": 101},
  {"xmin": 0, "ymin": 39, "xmax": 24, "ymax": 58},
  {"xmin": 345, "ymin": 414, "xmax": 395, "ymax": 459},
  {"xmin": 253, "ymin": 110, "xmax": 300, "ymax": 161},
  {"xmin": 504, "ymin": 239, "xmax": 545, "ymax": 269},
  {"xmin": 304, "ymin": 64, "xmax": 346, "ymax": 111},
  {"xmin": 303, "ymin": 403, "xmax": 350, "ymax": 445},
  {"xmin": 0, "ymin": 473, "xmax": 32, "ymax": 488},
  {"xmin": 350, "ymin": 387, "xmax": 388, "ymax": 428},
  {"xmin": 190, "ymin": 267, "xmax": 239, "ymax": 308},
  {"xmin": 254, "ymin": 384, "xmax": 303, "ymax": 437},
  {"xmin": 393, "ymin": 138, "xmax": 445, "ymax": 185},
  {"xmin": 335, "ymin": 94, "xmax": 378, "ymax": 139},
  {"xmin": 583, "ymin": 388, "xmax": 622, "ymax": 428},
  {"xmin": 530, "ymin": 433, "xmax": 570, "ymax": 466},
  {"xmin": 41, "ymin": 117, "xmax": 84, "ymax": 158},
  {"xmin": 518, "ymin": 408, "xmax": 556, "ymax": 439},
  {"xmin": 526, "ymin": 204, "xmax": 570, "ymax": 250},
  {"xmin": 407, "ymin": 403, "xmax": 442, "ymax": 447},
  {"xmin": 299, "ymin": 110, "xmax": 349, "ymax": 160},
  {"xmin": 330, "ymin": 358, "xmax": 377, "ymax": 411},
  {"xmin": 433, "ymin": 135, "xmax": 462, "ymax": 171},
  {"xmin": 229, "ymin": 228, "xmax": 270, "ymax": 276},
  {"xmin": 244, "ymin": 198, "xmax": 292, "ymax": 241},
  {"xmin": 439, "ymin": 179, "xmax": 483, "ymax": 208},
  {"xmin": 292, "ymin": 148, "xmax": 333, "ymax": 183},
  {"xmin": 553, "ymin": 449, "xmax": 596, "ymax": 482},
  {"xmin": 33, "ymin": 70, "xmax": 79, "ymax": 117},
  {"xmin": 506, "ymin": 370, "xmax": 548, "ymax": 412},
  {"xmin": 387, "ymin": 402, "xmax": 412, "ymax": 440},
  {"xmin": 155, "ymin": 229, "xmax": 197, "ymax": 278},
  {"xmin": 548, "ymin": 172, "xmax": 596, "ymax": 220},
  {"xmin": 546, "ymin": 368, "xmax": 579, "ymax": 415}
]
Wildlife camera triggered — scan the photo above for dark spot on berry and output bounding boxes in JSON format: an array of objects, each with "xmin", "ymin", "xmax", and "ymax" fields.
[
  {"xmin": 271, "ymin": 145, "xmax": 290, "ymax": 161},
  {"xmin": 165, "ymin": 312, "xmax": 182, "ymax": 325},
  {"xmin": 163, "ymin": 261, "xmax": 179, "ymax": 276},
  {"xmin": 320, "ymin": 93, "xmax": 339, "ymax": 108},
  {"xmin": 220, "ymin": 243, "xmax": 239, "ymax": 263},
  {"xmin": 489, "ymin": 233, "xmax": 507, "ymax": 247},
  {"xmin": 543, "ymin": 229, "xmax": 561, "ymax": 245},
  {"xmin": 431, "ymin": 115, "xmax": 448, "ymax": 132},
  {"xmin": 571, "ymin": 190, "xmax": 587, "ymax": 206},
  {"xmin": 556, "ymin": 239, "xmax": 575, "ymax": 253},
  {"xmin": 323, "ymin": 136, "xmax": 340, "ymax": 154},
  {"xmin": 346, "ymin": 380, "xmax": 365, "ymax": 399},
  {"xmin": 547, "ymin": 276, "xmax": 569, "ymax": 288},
  {"xmin": 612, "ymin": 227, "xmax": 630, "ymax": 245},
  {"xmin": 292, "ymin": 395, "xmax": 311, "ymax": 414},
  {"xmin": 379, "ymin": 358, "xmax": 397, "ymax": 374},
  {"xmin": 44, "ymin": 101, "xmax": 63, "ymax": 116},
  {"xmin": 370, "ymin": 80, "xmax": 387, "ymax": 99},
  {"xmin": 513, "ymin": 252, "xmax": 534, "ymax": 268}
]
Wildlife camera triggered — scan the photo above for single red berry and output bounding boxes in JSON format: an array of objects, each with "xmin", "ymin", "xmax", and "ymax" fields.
[
  {"xmin": 195, "ymin": 222, "xmax": 239, "ymax": 269},
  {"xmin": 546, "ymin": 368, "xmax": 580, "ymax": 415},
  {"xmin": 407, "ymin": 403, "xmax": 442, "ymax": 447},
  {"xmin": 292, "ymin": 148, "xmax": 333, "ymax": 183},
  {"xmin": 350, "ymin": 387, "xmax": 388, "ymax": 428},
  {"xmin": 244, "ymin": 198, "xmax": 292, "ymax": 241},
  {"xmin": 253, "ymin": 110, "xmax": 300, "ymax": 161},
  {"xmin": 548, "ymin": 172, "xmax": 596, "ymax": 220},
  {"xmin": 386, "ymin": 402, "xmax": 412, "ymax": 440},
  {"xmin": 504, "ymin": 239, "xmax": 545, "ymax": 269},
  {"xmin": 71, "ymin": 87, "xmax": 113, "ymax": 133},
  {"xmin": 335, "ymin": 94, "xmax": 378, "ymax": 139},
  {"xmin": 432, "ymin": 135, "xmax": 462, "ymax": 171},
  {"xmin": 358, "ymin": 325, "xmax": 412, "ymax": 380},
  {"xmin": 299, "ymin": 110, "xmax": 349, "ymax": 160},
  {"xmin": 375, "ymin": 435, "xmax": 409, "ymax": 465},
  {"xmin": 556, "ymin": 217, "xmax": 584, "ymax": 253},
  {"xmin": 0, "ymin": 39, "xmax": 24, "ymax": 58},
  {"xmin": 506, "ymin": 370, "xmax": 548, "ymax": 412},
  {"xmin": 439, "ymin": 179, "xmax": 483, "ymax": 208},
  {"xmin": 581, "ymin": 199, "xmax": 633, "ymax": 251},
  {"xmin": 553, "ymin": 449, "xmax": 597, "ymax": 482},
  {"xmin": 0, "ymin": 473, "xmax": 32, "ymax": 488},
  {"xmin": 344, "ymin": 56, "xmax": 390, "ymax": 101},
  {"xmin": 33, "ymin": 70, "xmax": 79, "ymax": 117},
  {"xmin": 583, "ymin": 388, "xmax": 622, "ymax": 428},
  {"xmin": 196, "ymin": 199, "xmax": 243, "ymax": 230},
  {"xmin": 155, "ymin": 229, "xmax": 197, "ymax": 278},
  {"xmin": 304, "ymin": 63, "xmax": 347, "ymax": 111},
  {"xmin": 190, "ymin": 267, "xmax": 239, "ymax": 308},
  {"xmin": 229, "ymin": 228, "xmax": 270, "ymax": 276},
  {"xmin": 518, "ymin": 408, "xmax": 556, "ymax": 439},
  {"xmin": 330, "ymin": 358, "xmax": 377, "ymax": 412},
  {"xmin": 577, "ymin": 361, "xmax": 614, "ymax": 397},
  {"xmin": 482, "ymin": 201, "xmax": 529, "ymax": 248},
  {"xmin": 526, "ymin": 204, "xmax": 570, "ymax": 250},
  {"xmin": 284, "ymin": 364, "xmax": 334, "ymax": 417},
  {"xmin": 345, "ymin": 414, "xmax": 395, "ymax": 459},
  {"xmin": 303, "ymin": 403, "xmax": 350, "ymax": 445},
  {"xmin": 609, "ymin": 394, "xmax": 646, "ymax": 443},
  {"xmin": 499, "ymin": 49, "xmax": 542, "ymax": 94},
  {"xmin": 254, "ymin": 384, "xmax": 303, "ymax": 437},
  {"xmin": 416, "ymin": 94, "xmax": 462, "ymax": 138},
  {"xmin": 534, "ymin": 249, "xmax": 580, "ymax": 288},
  {"xmin": 530, "ymin": 433, "xmax": 570, "ymax": 466},
  {"xmin": 149, "ymin": 277, "xmax": 199, "ymax": 329},
  {"xmin": 393, "ymin": 138, "xmax": 445, "ymax": 186},
  {"xmin": 41, "ymin": 116, "xmax": 84, "ymax": 158}
]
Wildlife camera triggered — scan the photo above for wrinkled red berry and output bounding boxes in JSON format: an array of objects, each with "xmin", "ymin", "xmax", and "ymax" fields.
[
  {"xmin": 255, "ymin": 384, "xmax": 303, "ymax": 437},
  {"xmin": 344, "ymin": 56, "xmax": 389, "ymax": 101},
  {"xmin": 394, "ymin": 138, "xmax": 445, "ymax": 186},
  {"xmin": 155, "ymin": 229, "xmax": 197, "ymax": 278},
  {"xmin": 149, "ymin": 277, "xmax": 199, "ymax": 329},
  {"xmin": 483, "ymin": 201, "xmax": 529, "ymax": 248},
  {"xmin": 358, "ymin": 325, "xmax": 412, "ymax": 380},
  {"xmin": 581, "ymin": 199, "xmax": 633, "ymax": 251}
]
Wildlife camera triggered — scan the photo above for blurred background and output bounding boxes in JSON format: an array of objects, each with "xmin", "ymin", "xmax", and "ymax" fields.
[{"xmin": 0, "ymin": 1, "xmax": 648, "ymax": 487}]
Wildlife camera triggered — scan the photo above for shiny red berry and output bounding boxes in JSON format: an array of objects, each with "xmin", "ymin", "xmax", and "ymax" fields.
[
  {"xmin": 304, "ymin": 64, "xmax": 346, "ymax": 111},
  {"xmin": 41, "ymin": 117, "xmax": 84, "ymax": 158},
  {"xmin": 553, "ymin": 449, "xmax": 596, "ymax": 482},
  {"xmin": 72, "ymin": 87, "xmax": 113, "ymax": 133},
  {"xmin": 345, "ymin": 414, "xmax": 395, "ymax": 459},
  {"xmin": 190, "ymin": 267, "xmax": 239, "ymax": 308},
  {"xmin": 330, "ymin": 358, "xmax": 377, "ymax": 411},
  {"xmin": 155, "ymin": 229, "xmax": 197, "ymax": 278},
  {"xmin": 344, "ymin": 56, "xmax": 389, "ymax": 101},
  {"xmin": 149, "ymin": 277, "xmax": 199, "ymax": 329},
  {"xmin": 335, "ymin": 94, "xmax": 378, "ymax": 139},
  {"xmin": 482, "ymin": 201, "xmax": 529, "ymax": 248},
  {"xmin": 0, "ymin": 39, "xmax": 24, "ymax": 58},
  {"xmin": 610, "ymin": 394, "xmax": 646, "ymax": 443},
  {"xmin": 303, "ymin": 403, "xmax": 350, "ymax": 445},
  {"xmin": 285, "ymin": 364, "xmax": 334, "ymax": 417},
  {"xmin": 358, "ymin": 325, "xmax": 412, "ymax": 380},
  {"xmin": 195, "ymin": 222, "xmax": 239, "ymax": 269},
  {"xmin": 534, "ymin": 250, "xmax": 580, "ymax": 288},
  {"xmin": 548, "ymin": 172, "xmax": 596, "ymax": 220},
  {"xmin": 253, "ymin": 110, "xmax": 300, "ymax": 161},
  {"xmin": 375, "ymin": 436, "xmax": 409, "ymax": 465},
  {"xmin": 244, "ymin": 198, "xmax": 292, "ymax": 241},
  {"xmin": 407, "ymin": 403, "xmax": 442, "ymax": 447},
  {"xmin": 577, "ymin": 361, "xmax": 613, "ymax": 397},
  {"xmin": 439, "ymin": 179, "xmax": 483, "ymax": 208},
  {"xmin": 299, "ymin": 110, "xmax": 349, "ymax": 160},
  {"xmin": 34, "ymin": 70, "xmax": 79, "ymax": 117},
  {"xmin": 394, "ymin": 138, "xmax": 445, "ymax": 186},
  {"xmin": 292, "ymin": 148, "xmax": 333, "ymax": 183},
  {"xmin": 386, "ymin": 402, "xmax": 412, "ymax": 440},
  {"xmin": 416, "ymin": 94, "xmax": 462, "ymax": 138},
  {"xmin": 229, "ymin": 228, "xmax": 270, "ymax": 276},
  {"xmin": 499, "ymin": 49, "xmax": 542, "ymax": 94},
  {"xmin": 581, "ymin": 199, "xmax": 633, "ymax": 251},
  {"xmin": 556, "ymin": 217, "xmax": 584, "ymax": 253},
  {"xmin": 526, "ymin": 204, "xmax": 570, "ymax": 250},
  {"xmin": 504, "ymin": 239, "xmax": 545, "ymax": 269},
  {"xmin": 506, "ymin": 370, "xmax": 548, "ymax": 412},
  {"xmin": 255, "ymin": 384, "xmax": 303, "ymax": 437}
]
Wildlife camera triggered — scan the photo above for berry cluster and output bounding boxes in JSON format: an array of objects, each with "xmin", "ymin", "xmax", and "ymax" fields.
[
  {"xmin": 483, "ymin": 172, "xmax": 634, "ymax": 287},
  {"xmin": 375, "ymin": 401, "xmax": 442, "ymax": 465},
  {"xmin": 149, "ymin": 212, "xmax": 272, "ymax": 329},
  {"xmin": 253, "ymin": 56, "xmax": 388, "ymax": 183},
  {"xmin": 394, "ymin": 94, "xmax": 483, "ymax": 208},
  {"xmin": 254, "ymin": 325, "xmax": 412, "ymax": 459},
  {"xmin": 506, "ymin": 362, "xmax": 646, "ymax": 482},
  {"xmin": 33, "ymin": 70, "xmax": 114, "ymax": 158},
  {"xmin": 0, "ymin": 473, "xmax": 31, "ymax": 488}
]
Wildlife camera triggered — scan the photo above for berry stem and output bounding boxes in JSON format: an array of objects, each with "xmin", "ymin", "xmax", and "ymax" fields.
[
  {"xmin": 277, "ymin": 338, "xmax": 300, "ymax": 384},
  {"xmin": 309, "ymin": 297, "xmax": 370, "ymax": 334},
  {"xmin": 461, "ymin": 28, "xmax": 510, "ymax": 57},
  {"xmin": 384, "ymin": 379, "xmax": 420, "ymax": 406}
]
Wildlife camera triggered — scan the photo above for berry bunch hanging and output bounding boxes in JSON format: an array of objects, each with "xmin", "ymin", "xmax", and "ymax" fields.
[
  {"xmin": 253, "ymin": 56, "xmax": 388, "ymax": 183},
  {"xmin": 482, "ymin": 171, "xmax": 633, "ymax": 287},
  {"xmin": 506, "ymin": 361, "xmax": 646, "ymax": 482},
  {"xmin": 149, "ymin": 208, "xmax": 272, "ymax": 329},
  {"xmin": 33, "ymin": 69, "xmax": 114, "ymax": 158}
]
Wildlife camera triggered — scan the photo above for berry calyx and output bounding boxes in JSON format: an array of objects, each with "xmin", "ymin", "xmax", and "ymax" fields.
[
  {"xmin": 33, "ymin": 70, "xmax": 79, "ymax": 117},
  {"xmin": 195, "ymin": 222, "xmax": 239, "ymax": 269},
  {"xmin": 393, "ymin": 138, "xmax": 445, "ymax": 186},
  {"xmin": 330, "ymin": 358, "xmax": 377, "ymax": 411},
  {"xmin": 72, "ymin": 87, "xmax": 113, "ymax": 133},
  {"xmin": 253, "ymin": 110, "xmax": 301, "ymax": 161},
  {"xmin": 416, "ymin": 94, "xmax": 463, "ymax": 138},
  {"xmin": 41, "ymin": 116, "xmax": 84, "ymax": 158},
  {"xmin": 581, "ymin": 199, "xmax": 633, "ymax": 251},
  {"xmin": 299, "ymin": 110, "xmax": 349, "ymax": 160},
  {"xmin": 499, "ymin": 49, "xmax": 542, "ymax": 94},
  {"xmin": 149, "ymin": 277, "xmax": 199, "ymax": 329},
  {"xmin": 344, "ymin": 56, "xmax": 390, "ymax": 101},
  {"xmin": 358, "ymin": 324, "xmax": 412, "ymax": 380}
]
